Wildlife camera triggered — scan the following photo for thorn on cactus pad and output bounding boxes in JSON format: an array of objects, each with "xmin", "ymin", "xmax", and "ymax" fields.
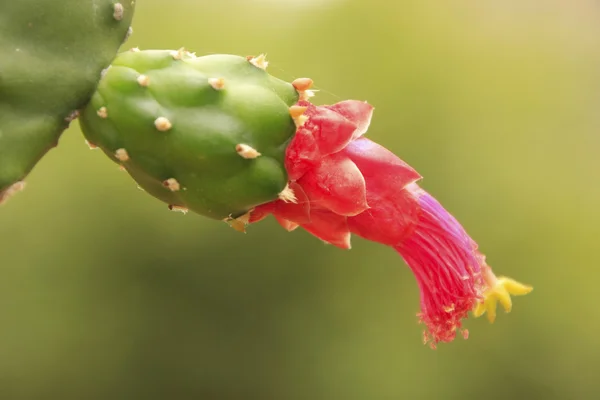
[
  {"xmin": 97, "ymin": 107, "xmax": 108, "ymax": 119},
  {"xmin": 224, "ymin": 214, "xmax": 250, "ymax": 233},
  {"xmin": 130, "ymin": 47, "xmax": 141, "ymax": 52},
  {"xmin": 168, "ymin": 204, "xmax": 188, "ymax": 214},
  {"xmin": 170, "ymin": 48, "xmax": 187, "ymax": 61},
  {"xmin": 248, "ymin": 54, "xmax": 268, "ymax": 70},
  {"xmin": 137, "ymin": 74, "xmax": 150, "ymax": 87},
  {"xmin": 236, "ymin": 212, "xmax": 251, "ymax": 225},
  {"xmin": 118, "ymin": 165, "xmax": 126, "ymax": 171},
  {"xmin": 115, "ymin": 148, "xmax": 129, "ymax": 162},
  {"xmin": 208, "ymin": 77, "xmax": 225, "ymax": 90},
  {"xmin": 292, "ymin": 78, "xmax": 316, "ymax": 101},
  {"xmin": 278, "ymin": 183, "xmax": 297, "ymax": 203},
  {"xmin": 101, "ymin": 66, "xmax": 111, "ymax": 78},
  {"xmin": 124, "ymin": 27, "xmax": 133, "ymax": 42},
  {"xmin": 0, "ymin": 181, "xmax": 26, "ymax": 205},
  {"xmin": 289, "ymin": 105, "xmax": 307, "ymax": 118},
  {"xmin": 235, "ymin": 144, "xmax": 261, "ymax": 159},
  {"xmin": 289, "ymin": 105, "xmax": 308, "ymax": 127},
  {"xmin": 85, "ymin": 140, "xmax": 98, "ymax": 150},
  {"xmin": 163, "ymin": 178, "xmax": 181, "ymax": 192},
  {"xmin": 300, "ymin": 90, "xmax": 316, "ymax": 101},
  {"xmin": 154, "ymin": 117, "xmax": 172, "ymax": 132},
  {"xmin": 64, "ymin": 110, "xmax": 80, "ymax": 123},
  {"xmin": 113, "ymin": 3, "xmax": 124, "ymax": 21},
  {"xmin": 292, "ymin": 78, "xmax": 314, "ymax": 91}
]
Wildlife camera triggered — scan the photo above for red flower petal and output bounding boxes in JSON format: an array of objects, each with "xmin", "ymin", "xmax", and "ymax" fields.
[
  {"xmin": 298, "ymin": 154, "xmax": 368, "ymax": 216},
  {"xmin": 250, "ymin": 182, "xmax": 311, "ymax": 225},
  {"xmin": 249, "ymin": 203, "xmax": 275, "ymax": 224},
  {"xmin": 344, "ymin": 137, "xmax": 421, "ymax": 190},
  {"xmin": 326, "ymin": 100, "xmax": 374, "ymax": 138},
  {"xmin": 301, "ymin": 210, "xmax": 351, "ymax": 249},
  {"xmin": 347, "ymin": 185, "xmax": 421, "ymax": 246},
  {"xmin": 285, "ymin": 127, "xmax": 320, "ymax": 181},
  {"xmin": 272, "ymin": 182, "xmax": 311, "ymax": 225},
  {"xmin": 275, "ymin": 216, "xmax": 299, "ymax": 231},
  {"xmin": 306, "ymin": 106, "xmax": 357, "ymax": 155}
]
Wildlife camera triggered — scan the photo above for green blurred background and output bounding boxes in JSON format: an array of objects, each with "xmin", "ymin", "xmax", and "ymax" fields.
[{"xmin": 1, "ymin": 0, "xmax": 599, "ymax": 398}]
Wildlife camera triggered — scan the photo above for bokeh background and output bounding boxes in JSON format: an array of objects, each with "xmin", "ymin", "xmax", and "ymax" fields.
[{"xmin": 1, "ymin": 0, "xmax": 599, "ymax": 398}]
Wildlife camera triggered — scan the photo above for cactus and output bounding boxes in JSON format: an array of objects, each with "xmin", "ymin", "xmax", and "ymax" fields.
[
  {"xmin": 79, "ymin": 50, "xmax": 299, "ymax": 222},
  {"xmin": 0, "ymin": 0, "xmax": 135, "ymax": 204},
  {"xmin": 79, "ymin": 50, "xmax": 532, "ymax": 346}
]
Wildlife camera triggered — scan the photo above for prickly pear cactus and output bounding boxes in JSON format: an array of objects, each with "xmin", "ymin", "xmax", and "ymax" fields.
[
  {"xmin": 0, "ymin": 0, "xmax": 135, "ymax": 204},
  {"xmin": 79, "ymin": 50, "xmax": 300, "ymax": 222}
]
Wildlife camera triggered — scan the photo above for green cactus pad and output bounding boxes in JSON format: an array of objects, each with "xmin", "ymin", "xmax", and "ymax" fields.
[
  {"xmin": 79, "ymin": 50, "xmax": 300, "ymax": 221},
  {"xmin": 0, "ymin": 0, "xmax": 135, "ymax": 202}
]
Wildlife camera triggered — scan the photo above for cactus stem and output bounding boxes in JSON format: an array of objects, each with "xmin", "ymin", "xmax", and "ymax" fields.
[
  {"xmin": 168, "ymin": 204, "xmax": 188, "ymax": 214},
  {"xmin": 247, "ymin": 54, "xmax": 268, "ymax": 70},
  {"xmin": 137, "ymin": 74, "xmax": 150, "ymax": 87},
  {"xmin": 278, "ymin": 183, "xmax": 297, "ymax": 203},
  {"xmin": 113, "ymin": 3, "xmax": 124, "ymax": 21},
  {"xmin": 0, "ymin": 181, "xmax": 26, "ymax": 205},
  {"xmin": 289, "ymin": 105, "xmax": 308, "ymax": 127},
  {"xmin": 97, "ymin": 107, "xmax": 108, "ymax": 119},
  {"xmin": 208, "ymin": 77, "xmax": 225, "ymax": 90},
  {"xmin": 154, "ymin": 117, "xmax": 172, "ymax": 132},
  {"xmin": 115, "ymin": 148, "xmax": 129, "ymax": 161},
  {"xmin": 85, "ymin": 140, "xmax": 98, "ymax": 150},
  {"xmin": 235, "ymin": 143, "xmax": 261, "ymax": 159},
  {"xmin": 163, "ymin": 178, "xmax": 181, "ymax": 192}
]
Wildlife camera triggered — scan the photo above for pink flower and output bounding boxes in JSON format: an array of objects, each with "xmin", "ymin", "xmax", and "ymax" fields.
[{"xmin": 250, "ymin": 100, "xmax": 532, "ymax": 348}]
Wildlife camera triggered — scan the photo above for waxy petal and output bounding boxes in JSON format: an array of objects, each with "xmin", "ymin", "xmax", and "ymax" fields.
[
  {"xmin": 301, "ymin": 210, "xmax": 351, "ymax": 249},
  {"xmin": 275, "ymin": 216, "xmax": 300, "ymax": 232},
  {"xmin": 307, "ymin": 106, "xmax": 357, "ymax": 155},
  {"xmin": 347, "ymin": 185, "xmax": 420, "ymax": 246},
  {"xmin": 272, "ymin": 182, "xmax": 311, "ymax": 225},
  {"xmin": 249, "ymin": 203, "xmax": 274, "ymax": 224},
  {"xmin": 326, "ymin": 100, "xmax": 374, "ymax": 138},
  {"xmin": 344, "ymin": 138, "xmax": 421, "ymax": 190},
  {"xmin": 249, "ymin": 182, "xmax": 311, "ymax": 225},
  {"xmin": 299, "ymin": 154, "xmax": 368, "ymax": 216},
  {"xmin": 285, "ymin": 127, "xmax": 320, "ymax": 181}
]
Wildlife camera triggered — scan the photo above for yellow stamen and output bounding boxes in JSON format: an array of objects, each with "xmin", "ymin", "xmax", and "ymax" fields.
[{"xmin": 473, "ymin": 269, "xmax": 533, "ymax": 323}]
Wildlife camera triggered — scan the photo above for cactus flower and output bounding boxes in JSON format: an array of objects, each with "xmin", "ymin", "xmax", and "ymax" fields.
[
  {"xmin": 80, "ymin": 51, "xmax": 531, "ymax": 347},
  {"xmin": 250, "ymin": 99, "xmax": 533, "ymax": 348}
]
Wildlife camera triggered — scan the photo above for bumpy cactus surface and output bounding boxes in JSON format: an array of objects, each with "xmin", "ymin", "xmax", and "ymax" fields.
[
  {"xmin": 0, "ymin": 0, "xmax": 135, "ymax": 204},
  {"xmin": 79, "ymin": 50, "xmax": 299, "ymax": 221}
]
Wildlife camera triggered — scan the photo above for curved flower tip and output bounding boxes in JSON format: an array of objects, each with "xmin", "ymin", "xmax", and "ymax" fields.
[{"xmin": 473, "ymin": 272, "xmax": 533, "ymax": 323}]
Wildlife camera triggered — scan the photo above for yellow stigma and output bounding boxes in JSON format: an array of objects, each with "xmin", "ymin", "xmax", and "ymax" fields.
[{"xmin": 473, "ymin": 269, "xmax": 533, "ymax": 323}]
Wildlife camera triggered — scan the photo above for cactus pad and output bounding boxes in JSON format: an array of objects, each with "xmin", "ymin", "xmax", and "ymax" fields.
[
  {"xmin": 0, "ymin": 0, "xmax": 135, "ymax": 203},
  {"xmin": 79, "ymin": 50, "xmax": 300, "ymax": 220}
]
